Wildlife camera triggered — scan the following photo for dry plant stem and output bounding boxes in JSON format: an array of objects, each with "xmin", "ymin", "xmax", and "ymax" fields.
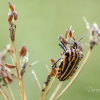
[
  {"xmin": 7, "ymin": 84, "xmax": 15, "ymax": 100},
  {"xmin": 21, "ymin": 79, "xmax": 27, "ymax": 100},
  {"xmin": 55, "ymin": 49, "xmax": 92, "ymax": 100},
  {"xmin": 9, "ymin": 24, "xmax": 24, "ymax": 100},
  {"xmin": 49, "ymin": 82, "xmax": 63, "ymax": 100},
  {"xmin": 0, "ymin": 90, "xmax": 8, "ymax": 100},
  {"xmin": 45, "ymin": 64, "xmax": 50, "ymax": 72},
  {"xmin": 0, "ymin": 83, "xmax": 10, "ymax": 100},
  {"xmin": 42, "ymin": 74, "xmax": 57, "ymax": 100},
  {"xmin": 32, "ymin": 70, "xmax": 41, "ymax": 90},
  {"xmin": 24, "ymin": 91, "xmax": 27, "ymax": 100},
  {"xmin": 11, "ymin": 41, "xmax": 24, "ymax": 100}
]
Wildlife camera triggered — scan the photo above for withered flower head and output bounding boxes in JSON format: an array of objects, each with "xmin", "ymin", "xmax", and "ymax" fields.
[
  {"xmin": 8, "ymin": 2, "xmax": 15, "ymax": 11},
  {"xmin": 83, "ymin": 17, "xmax": 100, "ymax": 49},
  {"xmin": 49, "ymin": 68, "xmax": 57, "ymax": 77},
  {"xmin": 65, "ymin": 26, "xmax": 75, "ymax": 41},
  {"xmin": 0, "ymin": 68, "xmax": 13, "ymax": 84},
  {"xmin": 5, "ymin": 63, "xmax": 16, "ymax": 69},
  {"xmin": 20, "ymin": 62, "xmax": 27, "ymax": 77},
  {"xmin": 19, "ymin": 45, "xmax": 27, "ymax": 57},
  {"xmin": 0, "ymin": 49, "xmax": 7, "ymax": 66},
  {"xmin": 8, "ymin": 2, "xmax": 18, "ymax": 24},
  {"xmin": 5, "ymin": 44, "xmax": 13, "ymax": 53}
]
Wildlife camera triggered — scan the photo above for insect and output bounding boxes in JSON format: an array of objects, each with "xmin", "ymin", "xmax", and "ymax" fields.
[{"xmin": 42, "ymin": 27, "xmax": 84, "ymax": 92}]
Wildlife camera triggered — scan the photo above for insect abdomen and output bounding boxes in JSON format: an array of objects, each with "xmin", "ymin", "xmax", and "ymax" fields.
[{"xmin": 57, "ymin": 49, "xmax": 83, "ymax": 81}]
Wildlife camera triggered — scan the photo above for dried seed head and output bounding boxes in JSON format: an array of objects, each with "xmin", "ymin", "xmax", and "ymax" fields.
[
  {"xmin": 69, "ymin": 30, "xmax": 75, "ymax": 40},
  {"xmin": 20, "ymin": 62, "xmax": 27, "ymax": 77},
  {"xmin": 65, "ymin": 27, "xmax": 70, "ymax": 40},
  {"xmin": 8, "ymin": 2, "xmax": 15, "ymax": 11},
  {"xmin": 8, "ymin": 11, "xmax": 18, "ymax": 24},
  {"xmin": 62, "ymin": 37, "xmax": 67, "ymax": 44},
  {"xmin": 8, "ymin": 12, "xmax": 13, "ymax": 23},
  {"xmin": 89, "ymin": 23, "xmax": 99, "ymax": 35},
  {"xmin": 83, "ymin": 17, "xmax": 100, "ymax": 49},
  {"xmin": 0, "ymin": 71, "xmax": 8, "ymax": 78},
  {"xmin": 3, "ymin": 78, "xmax": 9, "ymax": 84},
  {"xmin": 65, "ymin": 26, "xmax": 75, "ymax": 41},
  {"xmin": 5, "ymin": 63, "xmax": 16, "ymax": 69},
  {"xmin": 5, "ymin": 44, "xmax": 10, "ymax": 51},
  {"xmin": 6, "ymin": 75, "xmax": 13, "ymax": 83},
  {"xmin": 0, "ymin": 68, "xmax": 13, "ymax": 84},
  {"xmin": 19, "ymin": 45, "xmax": 27, "ymax": 57},
  {"xmin": 51, "ymin": 58, "xmax": 57, "ymax": 68},
  {"xmin": 50, "ymin": 59, "xmax": 56, "ymax": 64},
  {"xmin": 5, "ymin": 44, "xmax": 13, "ymax": 53},
  {"xmin": 8, "ymin": 2, "xmax": 18, "ymax": 24},
  {"xmin": 49, "ymin": 68, "xmax": 57, "ymax": 76},
  {"xmin": 0, "ymin": 49, "xmax": 7, "ymax": 66},
  {"xmin": 65, "ymin": 26, "xmax": 72, "ymax": 39},
  {"xmin": 89, "ymin": 40, "xmax": 96, "ymax": 50},
  {"xmin": 13, "ymin": 11, "xmax": 18, "ymax": 20}
]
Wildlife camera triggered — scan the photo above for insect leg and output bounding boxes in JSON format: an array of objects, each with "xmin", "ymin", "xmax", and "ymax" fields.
[
  {"xmin": 42, "ymin": 58, "xmax": 61, "ymax": 92},
  {"xmin": 52, "ymin": 58, "xmax": 62, "ymax": 68}
]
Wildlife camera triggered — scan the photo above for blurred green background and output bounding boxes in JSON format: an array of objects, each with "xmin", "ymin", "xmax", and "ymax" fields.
[{"xmin": 0, "ymin": 0, "xmax": 100, "ymax": 100}]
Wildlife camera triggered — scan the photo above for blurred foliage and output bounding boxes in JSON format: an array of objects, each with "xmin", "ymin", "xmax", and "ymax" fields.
[{"xmin": 0, "ymin": 0, "xmax": 100, "ymax": 100}]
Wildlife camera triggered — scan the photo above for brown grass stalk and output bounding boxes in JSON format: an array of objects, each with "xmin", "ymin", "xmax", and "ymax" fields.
[
  {"xmin": 0, "ymin": 83, "xmax": 10, "ymax": 100},
  {"xmin": 11, "ymin": 41, "xmax": 25, "ymax": 100},
  {"xmin": 32, "ymin": 70, "xmax": 41, "ymax": 90},
  {"xmin": 0, "ymin": 89, "xmax": 8, "ymax": 100},
  {"xmin": 21, "ymin": 79, "xmax": 26, "ymax": 100},
  {"xmin": 42, "ymin": 74, "xmax": 57, "ymax": 100},
  {"xmin": 55, "ymin": 49, "xmax": 92, "ymax": 100},
  {"xmin": 49, "ymin": 82, "xmax": 63, "ymax": 100},
  {"xmin": 7, "ymin": 84, "xmax": 15, "ymax": 100}
]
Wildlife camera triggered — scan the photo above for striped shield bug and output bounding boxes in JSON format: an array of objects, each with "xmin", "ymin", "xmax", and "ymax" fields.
[{"xmin": 42, "ymin": 27, "xmax": 84, "ymax": 92}]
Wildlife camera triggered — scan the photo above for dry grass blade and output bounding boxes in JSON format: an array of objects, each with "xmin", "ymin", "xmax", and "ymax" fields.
[
  {"xmin": 7, "ymin": 84, "xmax": 15, "ymax": 100},
  {"xmin": 0, "ymin": 83, "xmax": 10, "ymax": 100},
  {"xmin": 21, "ymin": 79, "xmax": 26, "ymax": 100},
  {"xmin": 0, "ymin": 89, "xmax": 8, "ymax": 100},
  {"xmin": 11, "ymin": 41, "xmax": 24, "ymax": 100},
  {"xmin": 45, "ymin": 64, "xmax": 50, "ymax": 72},
  {"xmin": 32, "ymin": 70, "xmax": 41, "ymax": 90},
  {"xmin": 42, "ymin": 74, "xmax": 57, "ymax": 100},
  {"xmin": 29, "ymin": 61, "xmax": 38, "ymax": 67},
  {"xmin": 55, "ymin": 49, "xmax": 92, "ymax": 100},
  {"xmin": 49, "ymin": 82, "xmax": 63, "ymax": 100}
]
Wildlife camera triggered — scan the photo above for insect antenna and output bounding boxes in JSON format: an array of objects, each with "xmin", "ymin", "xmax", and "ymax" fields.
[
  {"xmin": 77, "ymin": 35, "xmax": 86, "ymax": 43},
  {"xmin": 70, "ymin": 35, "xmax": 86, "ymax": 49}
]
